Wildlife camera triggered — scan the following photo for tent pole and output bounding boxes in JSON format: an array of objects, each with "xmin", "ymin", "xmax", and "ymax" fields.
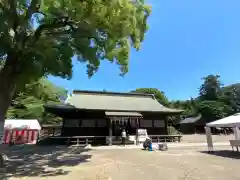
[{"xmin": 233, "ymin": 126, "xmax": 240, "ymax": 140}]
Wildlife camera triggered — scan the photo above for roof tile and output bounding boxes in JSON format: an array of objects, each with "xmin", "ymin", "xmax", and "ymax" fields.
[{"xmin": 66, "ymin": 90, "xmax": 183, "ymax": 113}]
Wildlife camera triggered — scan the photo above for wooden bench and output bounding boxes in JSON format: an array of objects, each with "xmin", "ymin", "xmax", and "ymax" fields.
[
  {"xmin": 149, "ymin": 135, "xmax": 182, "ymax": 143},
  {"xmin": 229, "ymin": 140, "xmax": 240, "ymax": 152}
]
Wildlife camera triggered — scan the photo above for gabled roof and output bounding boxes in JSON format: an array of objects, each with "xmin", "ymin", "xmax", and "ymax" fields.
[
  {"xmin": 180, "ymin": 114, "xmax": 202, "ymax": 124},
  {"xmin": 65, "ymin": 90, "xmax": 183, "ymax": 113}
]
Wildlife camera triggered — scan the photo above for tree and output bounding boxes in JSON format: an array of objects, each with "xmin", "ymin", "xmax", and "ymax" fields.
[
  {"xmin": 131, "ymin": 88, "xmax": 169, "ymax": 106},
  {"xmin": 0, "ymin": 0, "xmax": 151, "ymax": 128},
  {"xmin": 7, "ymin": 78, "xmax": 67, "ymax": 124},
  {"xmin": 197, "ymin": 100, "xmax": 228, "ymax": 123},
  {"xmin": 199, "ymin": 75, "xmax": 222, "ymax": 100},
  {"xmin": 220, "ymin": 83, "xmax": 240, "ymax": 115}
]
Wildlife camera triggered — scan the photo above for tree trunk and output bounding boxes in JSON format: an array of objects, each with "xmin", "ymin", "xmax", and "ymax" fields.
[{"xmin": 0, "ymin": 55, "xmax": 18, "ymax": 168}]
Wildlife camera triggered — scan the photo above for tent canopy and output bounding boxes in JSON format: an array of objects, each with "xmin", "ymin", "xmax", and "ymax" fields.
[
  {"xmin": 4, "ymin": 119, "xmax": 41, "ymax": 130},
  {"xmin": 206, "ymin": 113, "xmax": 240, "ymax": 128}
]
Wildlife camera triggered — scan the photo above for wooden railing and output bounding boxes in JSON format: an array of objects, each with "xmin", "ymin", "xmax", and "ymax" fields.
[
  {"xmin": 48, "ymin": 135, "xmax": 182, "ymax": 146},
  {"xmin": 148, "ymin": 135, "xmax": 182, "ymax": 143},
  {"xmin": 49, "ymin": 136, "xmax": 106, "ymax": 145}
]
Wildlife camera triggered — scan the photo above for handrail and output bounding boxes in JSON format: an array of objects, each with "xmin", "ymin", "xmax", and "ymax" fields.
[
  {"xmin": 48, "ymin": 135, "xmax": 182, "ymax": 144},
  {"xmin": 49, "ymin": 136, "xmax": 106, "ymax": 138},
  {"xmin": 149, "ymin": 135, "xmax": 182, "ymax": 143},
  {"xmin": 49, "ymin": 136, "xmax": 106, "ymax": 145},
  {"xmin": 148, "ymin": 135, "xmax": 182, "ymax": 137}
]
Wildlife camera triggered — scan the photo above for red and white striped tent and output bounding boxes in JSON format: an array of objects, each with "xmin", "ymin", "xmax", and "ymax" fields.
[{"xmin": 3, "ymin": 119, "xmax": 41, "ymax": 144}]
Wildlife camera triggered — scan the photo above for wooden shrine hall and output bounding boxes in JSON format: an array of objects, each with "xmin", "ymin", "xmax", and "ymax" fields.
[{"xmin": 44, "ymin": 90, "xmax": 183, "ymax": 145}]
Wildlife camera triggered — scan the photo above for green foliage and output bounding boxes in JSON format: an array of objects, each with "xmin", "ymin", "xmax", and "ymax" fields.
[
  {"xmin": 130, "ymin": 75, "xmax": 240, "ymax": 126},
  {"xmin": 172, "ymin": 75, "xmax": 240, "ymax": 125},
  {"xmin": 220, "ymin": 83, "xmax": 240, "ymax": 114},
  {"xmin": 170, "ymin": 100, "xmax": 197, "ymax": 116},
  {"xmin": 196, "ymin": 75, "xmax": 240, "ymax": 123},
  {"xmin": 168, "ymin": 99, "xmax": 198, "ymax": 127},
  {"xmin": 7, "ymin": 79, "xmax": 66, "ymax": 124},
  {"xmin": 167, "ymin": 126, "xmax": 180, "ymax": 135},
  {"xmin": 131, "ymin": 88, "xmax": 169, "ymax": 106},
  {"xmin": 199, "ymin": 74, "xmax": 222, "ymax": 101},
  {"xmin": 0, "ymin": 0, "xmax": 151, "ymax": 85},
  {"xmin": 197, "ymin": 100, "xmax": 228, "ymax": 123}
]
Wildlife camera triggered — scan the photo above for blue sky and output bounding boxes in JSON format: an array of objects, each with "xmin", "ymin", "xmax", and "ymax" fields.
[{"xmin": 49, "ymin": 0, "xmax": 240, "ymax": 101}]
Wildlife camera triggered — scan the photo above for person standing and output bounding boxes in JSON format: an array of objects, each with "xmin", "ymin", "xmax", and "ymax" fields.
[{"xmin": 121, "ymin": 129, "xmax": 127, "ymax": 146}]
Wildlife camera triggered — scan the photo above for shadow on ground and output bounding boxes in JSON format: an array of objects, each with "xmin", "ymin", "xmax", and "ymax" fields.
[
  {"xmin": 200, "ymin": 150, "xmax": 240, "ymax": 159},
  {"xmin": 0, "ymin": 145, "xmax": 92, "ymax": 179}
]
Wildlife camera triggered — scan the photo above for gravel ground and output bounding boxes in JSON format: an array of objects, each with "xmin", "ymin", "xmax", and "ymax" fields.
[
  {"xmin": 181, "ymin": 134, "xmax": 234, "ymax": 143},
  {"xmin": 1, "ymin": 144, "xmax": 240, "ymax": 180}
]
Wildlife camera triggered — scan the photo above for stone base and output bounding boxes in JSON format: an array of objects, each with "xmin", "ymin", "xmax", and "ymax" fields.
[{"xmin": 158, "ymin": 143, "xmax": 168, "ymax": 151}]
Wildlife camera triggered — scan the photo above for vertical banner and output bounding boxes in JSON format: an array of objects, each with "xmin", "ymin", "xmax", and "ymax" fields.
[{"xmin": 205, "ymin": 126, "xmax": 213, "ymax": 152}]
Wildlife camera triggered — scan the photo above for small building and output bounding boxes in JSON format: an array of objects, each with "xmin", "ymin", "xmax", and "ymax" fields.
[
  {"xmin": 44, "ymin": 90, "xmax": 183, "ymax": 145},
  {"xmin": 3, "ymin": 119, "xmax": 41, "ymax": 144},
  {"xmin": 179, "ymin": 114, "xmax": 203, "ymax": 134}
]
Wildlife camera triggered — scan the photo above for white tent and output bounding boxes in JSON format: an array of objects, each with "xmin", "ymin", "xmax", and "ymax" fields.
[
  {"xmin": 2, "ymin": 119, "xmax": 41, "ymax": 145},
  {"xmin": 207, "ymin": 113, "xmax": 240, "ymax": 128},
  {"xmin": 4, "ymin": 119, "xmax": 41, "ymax": 130},
  {"xmin": 205, "ymin": 113, "xmax": 240, "ymax": 152}
]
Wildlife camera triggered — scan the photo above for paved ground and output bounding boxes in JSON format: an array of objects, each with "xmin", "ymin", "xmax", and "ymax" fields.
[{"xmin": 1, "ymin": 144, "xmax": 240, "ymax": 180}]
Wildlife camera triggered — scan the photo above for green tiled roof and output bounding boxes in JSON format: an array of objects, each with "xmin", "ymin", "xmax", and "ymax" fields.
[
  {"xmin": 180, "ymin": 114, "xmax": 202, "ymax": 124},
  {"xmin": 66, "ymin": 90, "xmax": 183, "ymax": 113}
]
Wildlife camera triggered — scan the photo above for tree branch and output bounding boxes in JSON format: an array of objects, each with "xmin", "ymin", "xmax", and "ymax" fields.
[
  {"xmin": 32, "ymin": 17, "xmax": 73, "ymax": 42},
  {"xmin": 25, "ymin": 0, "xmax": 41, "ymax": 21},
  {"xmin": 33, "ymin": 22, "xmax": 63, "ymax": 42},
  {"xmin": 32, "ymin": 18, "xmax": 96, "ymax": 45},
  {"xmin": 8, "ymin": 0, "xmax": 18, "ymax": 31}
]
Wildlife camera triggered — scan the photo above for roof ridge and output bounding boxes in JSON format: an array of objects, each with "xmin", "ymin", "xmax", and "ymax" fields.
[{"xmin": 72, "ymin": 90, "xmax": 155, "ymax": 98}]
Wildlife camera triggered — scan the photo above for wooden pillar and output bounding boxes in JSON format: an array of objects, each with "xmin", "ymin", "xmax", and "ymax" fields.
[
  {"xmin": 136, "ymin": 117, "xmax": 139, "ymax": 145},
  {"xmin": 109, "ymin": 118, "xmax": 112, "ymax": 146},
  {"xmin": 61, "ymin": 119, "xmax": 66, "ymax": 136},
  {"xmin": 53, "ymin": 128, "xmax": 55, "ymax": 136},
  {"xmin": 165, "ymin": 116, "xmax": 168, "ymax": 135}
]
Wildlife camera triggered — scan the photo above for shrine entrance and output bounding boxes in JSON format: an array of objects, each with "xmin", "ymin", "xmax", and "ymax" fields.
[{"xmin": 107, "ymin": 113, "xmax": 142, "ymax": 145}]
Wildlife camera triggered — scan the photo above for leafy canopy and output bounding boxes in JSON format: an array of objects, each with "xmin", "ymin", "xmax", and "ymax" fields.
[
  {"xmin": 199, "ymin": 75, "xmax": 222, "ymax": 101},
  {"xmin": 7, "ymin": 78, "xmax": 67, "ymax": 124},
  {"xmin": 0, "ymin": 0, "xmax": 151, "ymax": 83},
  {"xmin": 131, "ymin": 88, "xmax": 169, "ymax": 106}
]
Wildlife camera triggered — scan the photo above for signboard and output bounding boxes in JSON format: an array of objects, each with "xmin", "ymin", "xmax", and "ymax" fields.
[{"xmin": 137, "ymin": 129, "xmax": 148, "ymax": 143}]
